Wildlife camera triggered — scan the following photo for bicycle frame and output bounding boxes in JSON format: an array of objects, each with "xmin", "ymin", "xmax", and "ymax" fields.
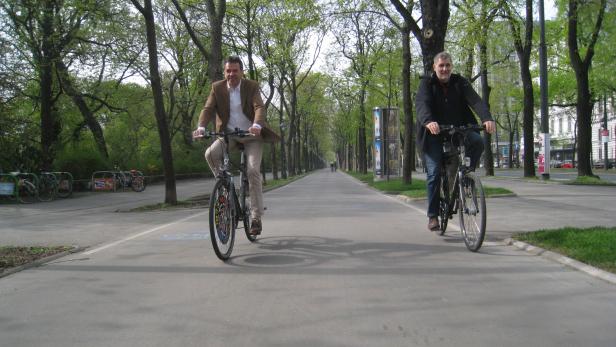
[
  {"xmin": 201, "ymin": 128, "xmax": 255, "ymax": 260},
  {"xmin": 437, "ymin": 124, "xmax": 487, "ymax": 252}
]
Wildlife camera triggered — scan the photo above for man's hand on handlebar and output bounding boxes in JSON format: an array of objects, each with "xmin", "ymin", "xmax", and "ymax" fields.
[
  {"xmin": 193, "ymin": 127, "xmax": 206, "ymax": 139},
  {"xmin": 426, "ymin": 121, "xmax": 440, "ymax": 135},
  {"xmin": 483, "ymin": 120, "xmax": 496, "ymax": 134},
  {"xmin": 248, "ymin": 124, "xmax": 262, "ymax": 136}
]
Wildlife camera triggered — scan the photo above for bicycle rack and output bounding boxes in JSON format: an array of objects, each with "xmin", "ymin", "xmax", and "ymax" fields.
[
  {"xmin": 0, "ymin": 174, "xmax": 17, "ymax": 198},
  {"xmin": 91, "ymin": 171, "xmax": 117, "ymax": 192}
]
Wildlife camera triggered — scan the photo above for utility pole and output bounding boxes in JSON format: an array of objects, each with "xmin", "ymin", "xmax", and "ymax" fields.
[{"xmin": 539, "ymin": 0, "xmax": 550, "ymax": 179}]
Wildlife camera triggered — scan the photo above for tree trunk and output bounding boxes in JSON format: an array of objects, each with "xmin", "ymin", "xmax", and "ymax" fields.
[
  {"xmin": 207, "ymin": 0, "xmax": 226, "ymax": 82},
  {"xmin": 567, "ymin": 0, "xmax": 607, "ymax": 177},
  {"xmin": 505, "ymin": 0, "xmax": 535, "ymax": 177},
  {"xmin": 132, "ymin": 0, "xmax": 177, "ymax": 203},
  {"xmin": 278, "ymin": 78, "xmax": 288, "ymax": 179},
  {"xmin": 574, "ymin": 68, "xmax": 594, "ymax": 175},
  {"xmin": 417, "ymin": 0, "xmax": 450, "ymax": 75},
  {"xmin": 56, "ymin": 61, "xmax": 109, "ymax": 159},
  {"xmin": 401, "ymin": 27, "xmax": 414, "ymax": 183},
  {"xmin": 479, "ymin": 40, "xmax": 495, "ymax": 175},
  {"xmin": 358, "ymin": 86, "xmax": 367, "ymax": 174},
  {"xmin": 39, "ymin": 1, "xmax": 60, "ymax": 171}
]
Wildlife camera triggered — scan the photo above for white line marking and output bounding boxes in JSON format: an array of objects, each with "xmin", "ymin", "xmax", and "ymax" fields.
[{"xmin": 83, "ymin": 211, "xmax": 208, "ymax": 255}]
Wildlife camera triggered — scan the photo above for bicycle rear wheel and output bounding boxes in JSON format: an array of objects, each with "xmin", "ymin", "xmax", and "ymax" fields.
[
  {"xmin": 38, "ymin": 175, "xmax": 58, "ymax": 202},
  {"xmin": 18, "ymin": 180, "xmax": 38, "ymax": 204},
  {"xmin": 209, "ymin": 179, "xmax": 236, "ymax": 260},
  {"xmin": 56, "ymin": 172, "xmax": 73, "ymax": 198},
  {"xmin": 131, "ymin": 175, "xmax": 146, "ymax": 192},
  {"xmin": 438, "ymin": 173, "xmax": 449, "ymax": 235},
  {"xmin": 240, "ymin": 179, "xmax": 256, "ymax": 242},
  {"xmin": 458, "ymin": 172, "xmax": 486, "ymax": 252}
]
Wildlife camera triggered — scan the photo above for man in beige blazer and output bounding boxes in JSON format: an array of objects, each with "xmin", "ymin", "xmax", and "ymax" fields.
[{"xmin": 193, "ymin": 56, "xmax": 280, "ymax": 235}]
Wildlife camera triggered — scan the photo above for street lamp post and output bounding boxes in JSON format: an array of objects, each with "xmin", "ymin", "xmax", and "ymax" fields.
[{"xmin": 539, "ymin": 0, "xmax": 550, "ymax": 179}]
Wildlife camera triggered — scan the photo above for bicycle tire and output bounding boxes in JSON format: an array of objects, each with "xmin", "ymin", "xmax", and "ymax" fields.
[
  {"xmin": 241, "ymin": 179, "xmax": 256, "ymax": 242},
  {"xmin": 18, "ymin": 180, "xmax": 38, "ymax": 204},
  {"xmin": 56, "ymin": 173, "xmax": 73, "ymax": 198},
  {"xmin": 131, "ymin": 175, "xmax": 146, "ymax": 192},
  {"xmin": 209, "ymin": 179, "xmax": 236, "ymax": 260},
  {"xmin": 38, "ymin": 175, "xmax": 58, "ymax": 202},
  {"xmin": 458, "ymin": 172, "xmax": 486, "ymax": 252},
  {"xmin": 438, "ymin": 173, "xmax": 449, "ymax": 235}
]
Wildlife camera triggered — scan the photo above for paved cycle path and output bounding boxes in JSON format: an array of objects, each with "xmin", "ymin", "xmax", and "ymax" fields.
[{"xmin": 1, "ymin": 170, "xmax": 615, "ymax": 346}]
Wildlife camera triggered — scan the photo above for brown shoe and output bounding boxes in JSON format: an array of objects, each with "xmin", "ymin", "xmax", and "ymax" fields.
[
  {"xmin": 250, "ymin": 218, "xmax": 262, "ymax": 235},
  {"xmin": 428, "ymin": 217, "xmax": 440, "ymax": 231}
]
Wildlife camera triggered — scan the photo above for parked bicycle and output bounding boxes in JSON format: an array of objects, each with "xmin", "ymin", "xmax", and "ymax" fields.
[
  {"xmin": 0, "ymin": 172, "xmax": 39, "ymax": 204},
  {"xmin": 38, "ymin": 172, "xmax": 58, "ymax": 202},
  {"xmin": 437, "ymin": 124, "xmax": 487, "ymax": 252},
  {"xmin": 113, "ymin": 168, "xmax": 146, "ymax": 192},
  {"xmin": 53, "ymin": 171, "xmax": 74, "ymax": 198},
  {"xmin": 195, "ymin": 128, "xmax": 255, "ymax": 261}
]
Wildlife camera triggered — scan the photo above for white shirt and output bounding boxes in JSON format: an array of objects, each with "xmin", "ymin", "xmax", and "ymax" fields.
[{"xmin": 226, "ymin": 81, "xmax": 252, "ymax": 132}]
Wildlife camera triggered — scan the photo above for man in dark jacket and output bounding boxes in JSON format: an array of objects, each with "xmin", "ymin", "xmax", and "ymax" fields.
[{"xmin": 415, "ymin": 51, "xmax": 496, "ymax": 231}]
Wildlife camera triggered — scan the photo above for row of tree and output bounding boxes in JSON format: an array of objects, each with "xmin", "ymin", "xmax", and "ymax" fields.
[
  {"xmin": 327, "ymin": 0, "xmax": 613, "ymax": 183},
  {"xmin": 1, "ymin": 0, "xmax": 614, "ymax": 204}
]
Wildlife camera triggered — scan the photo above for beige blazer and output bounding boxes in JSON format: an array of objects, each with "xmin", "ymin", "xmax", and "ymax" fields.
[{"xmin": 198, "ymin": 79, "xmax": 280, "ymax": 143}]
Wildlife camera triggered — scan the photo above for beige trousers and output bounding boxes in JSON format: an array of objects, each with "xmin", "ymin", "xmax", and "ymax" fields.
[{"xmin": 205, "ymin": 136, "xmax": 264, "ymax": 219}]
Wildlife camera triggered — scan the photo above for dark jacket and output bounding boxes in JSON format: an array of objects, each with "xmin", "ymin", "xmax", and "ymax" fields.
[{"xmin": 415, "ymin": 73, "xmax": 493, "ymax": 152}]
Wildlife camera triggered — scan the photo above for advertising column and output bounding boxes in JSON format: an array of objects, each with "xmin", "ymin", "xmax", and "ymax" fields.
[
  {"xmin": 373, "ymin": 108, "xmax": 383, "ymax": 178},
  {"xmin": 373, "ymin": 107, "xmax": 400, "ymax": 181}
]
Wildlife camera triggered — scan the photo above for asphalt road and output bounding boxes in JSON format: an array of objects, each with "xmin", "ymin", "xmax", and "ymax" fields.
[{"xmin": 1, "ymin": 171, "xmax": 615, "ymax": 346}]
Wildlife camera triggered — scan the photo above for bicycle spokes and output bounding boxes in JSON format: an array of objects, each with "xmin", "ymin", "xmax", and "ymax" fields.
[
  {"xmin": 458, "ymin": 173, "xmax": 486, "ymax": 252},
  {"xmin": 214, "ymin": 191, "xmax": 231, "ymax": 244}
]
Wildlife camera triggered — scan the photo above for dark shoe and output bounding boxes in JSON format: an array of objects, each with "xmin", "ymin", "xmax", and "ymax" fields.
[
  {"xmin": 250, "ymin": 218, "xmax": 262, "ymax": 235},
  {"xmin": 428, "ymin": 217, "xmax": 440, "ymax": 231}
]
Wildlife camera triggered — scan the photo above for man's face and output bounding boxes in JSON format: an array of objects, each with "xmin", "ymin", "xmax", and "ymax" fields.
[
  {"xmin": 433, "ymin": 58, "xmax": 453, "ymax": 83},
  {"xmin": 224, "ymin": 62, "xmax": 243, "ymax": 87}
]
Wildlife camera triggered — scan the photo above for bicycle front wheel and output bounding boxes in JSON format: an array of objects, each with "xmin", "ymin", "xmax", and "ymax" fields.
[
  {"xmin": 438, "ymin": 173, "xmax": 449, "ymax": 235},
  {"xmin": 209, "ymin": 179, "xmax": 236, "ymax": 260},
  {"xmin": 458, "ymin": 172, "xmax": 486, "ymax": 252}
]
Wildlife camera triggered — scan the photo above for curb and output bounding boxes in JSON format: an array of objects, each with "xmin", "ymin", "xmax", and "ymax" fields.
[
  {"xmin": 504, "ymin": 238, "xmax": 616, "ymax": 285},
  {"xmin": 0, "ymin": 246, "xmax": 85, "ymax": 279}
]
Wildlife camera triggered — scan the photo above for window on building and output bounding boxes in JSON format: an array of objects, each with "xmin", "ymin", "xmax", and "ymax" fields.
[{"xmin": 558, "ymin": 118, "xmax": 563, "ymax": 135}]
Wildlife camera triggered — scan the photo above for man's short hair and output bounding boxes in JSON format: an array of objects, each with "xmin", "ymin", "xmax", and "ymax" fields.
[
  {"xmin": 224, "ymin": 56, "xmax": 244, "ymax": 70},
  {"xmin": 433, "ymin": 51, "xmax": 452, "ymax": 64}
]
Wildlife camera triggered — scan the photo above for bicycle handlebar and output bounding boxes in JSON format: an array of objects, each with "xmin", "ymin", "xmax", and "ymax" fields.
[
  {"xmin": 193, "ymin": 128, "xmax": 252, "ymax": 140},
  {"xmin": 439, "ymin": 124, "xmax": 484, "ymax": 135}
]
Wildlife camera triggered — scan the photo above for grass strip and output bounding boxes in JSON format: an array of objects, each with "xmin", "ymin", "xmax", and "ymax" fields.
[
  {"xmin": 346, "ymin": 171, "xmax": 512, "ymax": 198},
  {"xmin": 566, "ymin": 175, "xmax": 616, "ymax": 186},
  {"xmin": 514, "ymin": 227, "xmax": 616, "ymax": 274},
  {"xmin": 0, "ymin": 246, "xmax": 71, "ymax": 273}
]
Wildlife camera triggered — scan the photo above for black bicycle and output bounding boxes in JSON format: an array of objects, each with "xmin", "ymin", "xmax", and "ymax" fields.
[
  {"xmin": 437, "ymin": 124, "xmax": 487, "ymax": 252},
  {"xmin": 197, "ymin": 128, "xmax": 255, "ymax": 261}
]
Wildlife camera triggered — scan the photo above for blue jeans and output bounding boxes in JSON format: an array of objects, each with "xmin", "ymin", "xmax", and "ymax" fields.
[{"xmin": 424, "ymin": 131, "xmax": 484, "ymax": 218}]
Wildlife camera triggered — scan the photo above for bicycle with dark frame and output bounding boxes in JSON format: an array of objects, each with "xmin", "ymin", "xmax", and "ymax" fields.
[
  {"xmin": 194, "ymin": 128, "xmax": 256, "ymax": 261},
  {"xmin": 437, "ymin": 124, "xmax": 487, "ymax": 252}
]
